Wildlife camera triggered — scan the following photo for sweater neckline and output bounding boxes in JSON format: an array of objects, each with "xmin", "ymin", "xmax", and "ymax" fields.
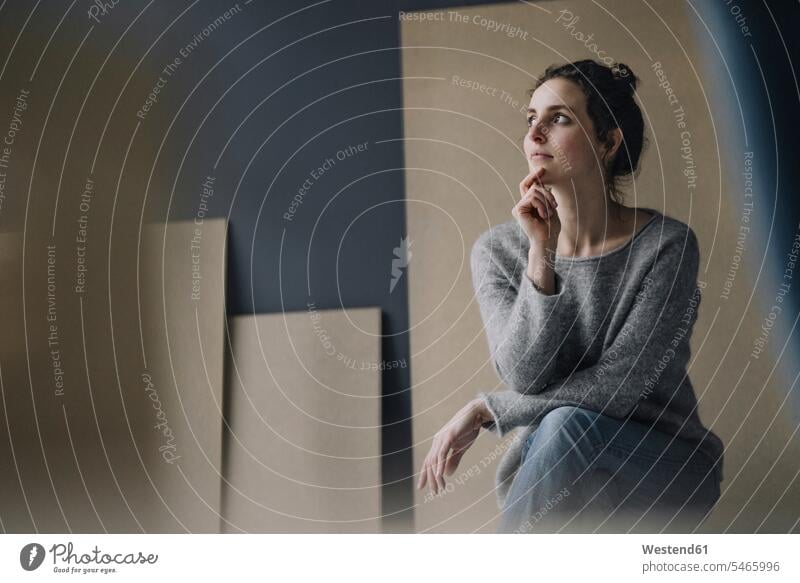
[{"xmin": 553, "ymin": 207, "xmax": 661, "ymax": 263}]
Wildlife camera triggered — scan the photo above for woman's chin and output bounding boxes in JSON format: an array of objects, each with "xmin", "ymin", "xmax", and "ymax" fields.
[
  {"xmin": 527, "ymin": 162, "xmax": 562, "ymax": 179},
  {"xmin": 528, "ymin": 157, "xmax": 556, "ymax": 168}
]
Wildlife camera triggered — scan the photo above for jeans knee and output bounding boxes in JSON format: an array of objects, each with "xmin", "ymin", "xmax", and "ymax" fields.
[
  {"xmin": 535, "ymin": 406, "xmax": 604, "ymax": 456},
  {"xmin": 539, "ymin": 406, "xmax": 596, "ymax": 434}
]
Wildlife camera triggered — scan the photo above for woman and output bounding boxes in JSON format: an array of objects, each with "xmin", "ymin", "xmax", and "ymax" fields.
[{"xmin": 416, "ymin": 60, "xmax": 724, "ymax": 533}]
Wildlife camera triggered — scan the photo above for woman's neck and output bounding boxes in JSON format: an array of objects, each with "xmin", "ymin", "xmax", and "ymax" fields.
[{"xmin": 555, "ymin": 197, "xmax": 631, "ymax": 258}]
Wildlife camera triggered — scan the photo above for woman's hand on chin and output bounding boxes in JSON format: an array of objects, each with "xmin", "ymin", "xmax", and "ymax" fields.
[{"xmin": 514, "ymin": 167, "xmax": 561, "ymax": 246}]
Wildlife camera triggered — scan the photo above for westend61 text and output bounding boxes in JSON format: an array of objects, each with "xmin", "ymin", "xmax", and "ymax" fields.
[{"xmin": 642, "ymin": 543, "xmax": 708, "ymax": 554}]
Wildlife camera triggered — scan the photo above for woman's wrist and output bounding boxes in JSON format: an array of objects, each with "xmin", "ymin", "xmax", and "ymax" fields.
[
  {"xmin": 527, "ymin": 243, "xmax": 557, "ymax": 294},
  {"xmin": 529, "ymin": 239, "xmax": 558, "ymax": 264},
  {"xmin": 469, "ymin": 397, "xmax": 492, "ymax": 429}
]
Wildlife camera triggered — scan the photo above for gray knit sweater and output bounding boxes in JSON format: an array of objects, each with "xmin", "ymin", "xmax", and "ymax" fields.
[{"xmin": 472, "ymin": 207, "xmax": 724, "ymax": 510}]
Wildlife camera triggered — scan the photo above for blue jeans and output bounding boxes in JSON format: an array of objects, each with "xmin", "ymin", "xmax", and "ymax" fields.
[{"xmin": 498, "ymin": 406, "xmax": 721, "ymax": 533}]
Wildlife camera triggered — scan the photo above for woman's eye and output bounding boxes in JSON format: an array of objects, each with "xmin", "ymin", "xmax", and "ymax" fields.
[{"xmin": 527, "ymin": 113, "xmax": 569, "ymax": 127}]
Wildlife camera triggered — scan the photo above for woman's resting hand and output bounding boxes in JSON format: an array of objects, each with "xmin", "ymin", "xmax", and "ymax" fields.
[{"xmin": 416, "ymin": 398, "xmax": 491, "ymax": 496}]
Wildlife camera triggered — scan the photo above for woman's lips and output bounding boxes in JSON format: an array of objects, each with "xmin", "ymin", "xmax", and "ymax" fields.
[{"xmin": 532, "ymin": 153, "xmax": 553, "ymax": 159}]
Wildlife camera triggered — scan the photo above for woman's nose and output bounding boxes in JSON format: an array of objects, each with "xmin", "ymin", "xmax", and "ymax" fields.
[{"xmin": 529, "ymin": 121, "xmax": 547, "ymax": 142}]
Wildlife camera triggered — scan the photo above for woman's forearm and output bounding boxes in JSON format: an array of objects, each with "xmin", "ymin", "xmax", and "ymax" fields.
[
  {"xmin": 470, "ymin": 235, "xmax": 565, "ymax": 394},
  {"xmin": 527, "ymin": 243, "xmax": 557, "ymax": 295}
]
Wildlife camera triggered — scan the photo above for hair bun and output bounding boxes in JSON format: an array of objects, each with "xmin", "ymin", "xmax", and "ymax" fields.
[{"xmin": 611, "ymin": 62, "xmax": 638, "ymax": 91}]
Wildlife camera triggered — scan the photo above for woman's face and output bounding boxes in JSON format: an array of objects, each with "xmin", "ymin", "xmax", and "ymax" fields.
[{"xmin": 524, "ymin": 78, "xmax": 610, "ymax": 186}]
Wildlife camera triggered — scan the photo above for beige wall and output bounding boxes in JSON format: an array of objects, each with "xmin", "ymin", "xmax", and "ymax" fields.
[{"xmin": 403, "ymin": 0, "xmax": 800, "ymax": 532}]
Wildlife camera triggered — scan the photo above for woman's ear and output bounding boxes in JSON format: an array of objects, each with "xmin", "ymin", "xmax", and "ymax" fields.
[{"xmin": 602, "ymin": 127, "xmax": 624, "ymax": 169}]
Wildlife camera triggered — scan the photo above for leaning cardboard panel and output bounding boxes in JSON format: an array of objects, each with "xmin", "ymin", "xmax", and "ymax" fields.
[
  {"xmin": 137, "ymin": 218, "xmax": 227, "ymax": 532},
  {"xmin": 402, "ymin": 1, "xmax": 800, "ymax": 532},
  {"xmin": 222, "ymin": 307, "xmax": 381, "ymax": 533},
  {"xmin": 0, "ymin": 219, "xmax": 226, "ymax": 532}
]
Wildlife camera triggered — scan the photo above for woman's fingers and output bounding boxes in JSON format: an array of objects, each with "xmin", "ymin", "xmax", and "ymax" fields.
[
  {"xmin": 534, "ymin": 196, "xmax": 549, "ymax": 219},
  {"xmin": 435, "ymin": 443, "xmax": 449, "ymax": 492},
  {"xmin": 538, "ymin": 193, "xmax": 552, "ymax": 219},
  {"xmin": 419, "ymin": 434, "xmax": 453, "ymax": 495},
  {"xmin": 431, "ymin": 452, "xmax": 442, "ymax": 494},
  {"xmin": 430, "ymin": 438, "xmax": 443, "ymax": 495},
  {"xmin": 430, "ymin": 437, "xmax": 444, "ymax": 494},
  {"xmin": 421, "ymin": 403, "xmax": 483, "ymax": 496},
  {"xmin": 522, "ymin": 187, "xmax": 551, "ymax": 219},
  {"xmin": 538, "ymin": 189, "xmax": 556, "ymax": 218},
  {"xmin": 542, "ymin": 187, "xmax": 558, "ymax": 210},
  {"xmin": 519, "ymin": 167, "xmax": 546, "ymax": 197},
  {"xmin": 426, "ymin": 455, "xmax": 436, "ymax": 495},
  {"xmin": 419, "ymin": 450, "xmax": 436, "ymax": 493},
  {"xmin": 445, "ymin": 443, "xmax": 466, "ymax": 476},
  {"xmin": 520, "ymin": 168, "xmax": 542, "ymax": 192},
  {"xmin": 521, "ymin": 169, "xmax": 558, "ymax": 215},
  {"xmin": 420, "ymin": 445, "xmax": 462, "ymax": 497}
]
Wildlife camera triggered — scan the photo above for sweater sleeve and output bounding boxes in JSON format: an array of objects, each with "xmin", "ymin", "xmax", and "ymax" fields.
[
  {"xmin": 470, "ymin": 233, "xmax": 567, "ymax": 395},
  {"xmin": 478, "ymin": 228, "xmax": 701, "ymax": 438}
]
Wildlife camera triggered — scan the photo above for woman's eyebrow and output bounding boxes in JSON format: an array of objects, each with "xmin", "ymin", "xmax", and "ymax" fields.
[{"xmin": 527, "ymin": 105, "xmax": 574, "ymax": 114}]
